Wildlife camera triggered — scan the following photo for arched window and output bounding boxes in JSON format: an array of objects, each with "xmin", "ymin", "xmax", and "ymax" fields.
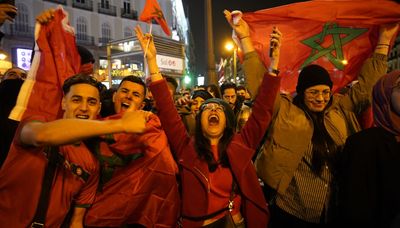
[
  {"xmin": 15, "ymin": 3, "xmax": 29, "ymax": 33},
  {"xmin": 76, "ymin": 17, "xmax": 88, "ymax": 41},
  {"xmin": 124, "ymin": 27, "xmax": 132, "ymax": 38},
  {"xmin": 101, "ymin": 23, "xmax": 111, "ymax": 41}
]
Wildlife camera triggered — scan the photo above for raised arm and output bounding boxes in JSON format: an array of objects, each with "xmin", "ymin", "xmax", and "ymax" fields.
[
  {"xmin": 135, "ymin": 25, "xmax": 191, "ymax": 156},
  {"xmin": 20, "ymin": 110, "xmax": 147, "ymax": 147},
  {"xmin": 240, "ymin": 32, "xmax": 282, "ymax": 150},
  {"xmin": 224, "ymin": 10, "xmax": 281, "ymax": 97},
  {"xmin": 340, "ymin": 23, "xmax": 399, "ymax": 114},
  {"xmin": 0, "ymin": 4, "xmax": 17, "ymax": 25}
]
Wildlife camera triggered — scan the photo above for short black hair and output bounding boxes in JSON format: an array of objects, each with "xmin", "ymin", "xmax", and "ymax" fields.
[
  {"xmin": 62, "ymin": 73, "xmax": 102, "ymax": 95},
  {"xmin": 236, "ymin": 85, "xmax": 246, "ymax": 91},
  {"xmin": 164, "ymin": 75, "xmax": 178, "ymax": 91},
  {"xmin": 220, "ymin": 82, "xmax": 237, "ymax": 95},
  {"xmin": 118, "ymin": 75, "xmax": 147, "ymax": 96}
]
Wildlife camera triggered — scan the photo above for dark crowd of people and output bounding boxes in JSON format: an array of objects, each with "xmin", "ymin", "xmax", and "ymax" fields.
[{"xmin": 0, "ymin": 3, "xmax": 399, "ymax": 228}]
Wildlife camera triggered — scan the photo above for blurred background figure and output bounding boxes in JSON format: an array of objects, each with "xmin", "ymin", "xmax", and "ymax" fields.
[
  {"xmin": 0, "ymin": 67, "xmax": 26, "ymax": 168},
  {"xmin": 207, "ymin": 83, "xmax": 221, "ymax": 98},
  {"xmin": 0, "ymin": 0, "xmax": 17, "ymax": 42},
  {"xmin": 338, "ymin": 70, "xmax": 400, "ymax": 228}
]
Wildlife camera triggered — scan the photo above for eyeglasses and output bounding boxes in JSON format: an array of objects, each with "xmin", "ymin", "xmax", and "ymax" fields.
[
  {"xmin": 201, "ymin": 103, "xmax": 225, "ymax": 112},
  {"xmin": 305, "ymin": 89, "xmax": 331, "ymax": 98}
]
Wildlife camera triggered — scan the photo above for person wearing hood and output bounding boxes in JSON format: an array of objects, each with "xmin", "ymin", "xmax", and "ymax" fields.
[{"xmin": 338, "ymin": 70, "xmax": 400, "ymax": 228}]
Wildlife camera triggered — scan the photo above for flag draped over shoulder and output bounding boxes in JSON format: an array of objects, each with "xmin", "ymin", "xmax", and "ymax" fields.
[
  {"xmin": 243, "ymin": 0, "xmax": 400, "ymax": 93},
  {"xmin": 139, "ymin": 0, "xmax": 171, "ymax": 36},
  {"xmin": 9, "ymin": 7, "xmax": 81, "ymax": 121}
]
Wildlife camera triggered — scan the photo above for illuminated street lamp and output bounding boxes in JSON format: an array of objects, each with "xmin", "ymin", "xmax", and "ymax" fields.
[
  {"xmin": 225, "ymin": 41, "xmax": 237, "ymax": 84},
  {"xmin": 0, "ymin": 49, "xmax": 8, "ymax": 60}
]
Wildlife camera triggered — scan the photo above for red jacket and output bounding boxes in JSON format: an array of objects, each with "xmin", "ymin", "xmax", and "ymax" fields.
[
  {"xmin": 85, "ymin": 113, "xmax": 180, "ymax": 227},
  {"xmin": 150, "ymin": 73, "xmax": 281, "ymax": 227}
]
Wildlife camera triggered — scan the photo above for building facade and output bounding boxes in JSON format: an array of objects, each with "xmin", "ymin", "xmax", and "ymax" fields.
[
  {"xmin": 388, "ymin": 34, "xmax": 400, "ymax": 72},
  {"xmin": 0, "ymin": 0, "xmax": 193, "ymax": 84}
]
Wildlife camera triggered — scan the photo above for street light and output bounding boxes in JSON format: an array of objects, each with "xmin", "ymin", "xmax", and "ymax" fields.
[
  {"xmin": 0, "ymin": 49, "xmax": 8, "ymax": 60},
  {"xmin": 225, "ymin": 41, "xmax": 237, "ymax": 84}
]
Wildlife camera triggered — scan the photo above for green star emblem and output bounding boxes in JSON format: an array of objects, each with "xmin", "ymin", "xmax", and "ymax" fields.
[
  {"xmin": 152, "ymin": 7, "xmax": 166, "ymax": 20},
  {"xmin": 301, "ymin": 22, "xmax": 368, "ymax": 70}
]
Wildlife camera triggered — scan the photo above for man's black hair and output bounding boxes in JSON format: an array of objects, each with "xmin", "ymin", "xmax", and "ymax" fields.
[
  {"xmin": 236, "ymin": 85, "xmax": 246, "ymax": 91},
  {"xmin": 62, "ymin": 73, "xmax": 102, "ymax": 94},
  {"xmin": 220, "ymin": 82, "xmax": 237, "ymax": 95},
  {"xmin": 164, "ymin": 75, "xmax": 178, "ymax": 92},
  {"xmin": 118, "ymin": 75, "xmax": 147, "ymax": 96}
]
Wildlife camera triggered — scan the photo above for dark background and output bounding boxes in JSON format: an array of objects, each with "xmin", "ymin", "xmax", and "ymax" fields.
[{"xmin": 183, "ymin": 0, "xmax": 306, "ymax": 77}]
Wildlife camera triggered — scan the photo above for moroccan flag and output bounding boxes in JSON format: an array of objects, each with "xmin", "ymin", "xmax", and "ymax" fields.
[
  {"xmin": 243, "ymin": 0, "xmax": 400, "ymax": 93},
  {"xmin": 9, "ymin": 7, "xmax": 81, "ymax": 121},
  {"xmin": 139, "ymin": 0, "xmax": 171, "ymax": 36}
]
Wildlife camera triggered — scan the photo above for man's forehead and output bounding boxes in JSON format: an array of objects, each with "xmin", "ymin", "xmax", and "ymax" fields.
[
  {"xmin": 67, "ymin": 83, "xmax": 100, "ymax": 99},
  {"xmin": 119, "ymin": 81, "xmax": 145, "ymax": 92}
]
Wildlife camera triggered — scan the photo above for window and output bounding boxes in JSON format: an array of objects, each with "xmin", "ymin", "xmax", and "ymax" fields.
[
  {"xmin": 77, "ymin": 0, "xmax": 86, "ymax": 3},
  {"xmin": 101, "ymin": 23, "xmax": 111, "ymax": 40},
  {"xmin": 124, "ymin": 27, "xmax": 132, "ymax": 38},
  {"xmin": 123, "ymin": 0, "xmax": 131, "ymax": 14},
  {"xmin": 101, "ymin": 0, "xmax": 109, "ymax": 9},
  {"xmin": 15, "ymin": 3, "xmax": 29, "ymax": 33},
  {"xmin": 76, "ymin": 17, "xmax": 88, "ymax": 40}
]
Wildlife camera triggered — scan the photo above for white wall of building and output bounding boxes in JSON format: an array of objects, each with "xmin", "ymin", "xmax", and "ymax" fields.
[{"xmin": 1, "ymin": 0, "xmax": 179, "ymax": 68}]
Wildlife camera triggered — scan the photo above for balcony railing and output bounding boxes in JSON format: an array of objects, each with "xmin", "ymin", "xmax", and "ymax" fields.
[
  {"xmin": 72, "ymin": 0, "xmax": 93, "ymax": 11},
  {"xmin": 98, "ymin": 3, "xmax": 116, "ymax": 16},
  {"xmin": 4, "ymin": 24, "xmax": 34, "ymax": 39},
  {"xmin": 98, "ymin": 37, "xmax": 112, "ymax": 44},
  {"xmin": 120, "ymin": 8, "xmax": 138, "ymax": 20},
  {"xmin": 76, "ymin": 34, "xmax": 95, "ymax": 46},
  {"xmin": 43, "ymin": 0, "xmax": 67, "ymax": 5}
]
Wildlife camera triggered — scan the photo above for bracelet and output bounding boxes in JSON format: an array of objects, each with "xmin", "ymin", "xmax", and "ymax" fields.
[
  {"xmin": 150, "ymin": 71, "xmax": 160, "ymax": 75},
  {"xmin": 377, "ymin": 43, "xmax": 390, "ymax": 47},
  {"xmin": 239, "ymin": 35, "xmax": 249, "ymax": 40}
]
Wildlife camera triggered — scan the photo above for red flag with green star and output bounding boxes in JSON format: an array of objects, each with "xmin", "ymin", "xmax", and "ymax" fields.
[
  {"xmin": 243, "ymin": 0, "xmax": 400, "ymax": 94},
  {"xmin": 139, "ymin": 0, "xmax": 171, "ymax": 36}
]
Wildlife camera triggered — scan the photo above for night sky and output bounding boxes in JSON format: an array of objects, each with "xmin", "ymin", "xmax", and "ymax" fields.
[{"xmin": 183, "ymin": 0, "xmax": 306, "ymax": 76}]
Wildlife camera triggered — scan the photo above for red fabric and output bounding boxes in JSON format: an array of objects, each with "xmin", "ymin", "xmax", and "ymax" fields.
[
  {"xmin": 0, "ymin": 116, "xmax": 99, "ymax": 227},
  {"xmin": 9, "ymin": 8, "xmax": 81, "ymax": 122},
  {"xmin": 80, "ymin": 63, "xmax": 94, "ymax": 75},
  {"xmin": 207, "ymin": 145, "xmax": 241, "ymax": 221},
  {"xmin": 139, "ymin": 0, "xmax": 171, "ymax": 36},
  {"xmin": 359, "ymin": 106, "xmax": 373, "ymax": 129},
  {"xmin": 85, "ymin": 113, "xmax": 180, "ymax": 227},
  {"xmin": 243, "ymin": 0, "xmax": 400, "ymax": 94},
  {"xmin": 149, "ymin": 73, "xmax": 281, "ymax": 228}
]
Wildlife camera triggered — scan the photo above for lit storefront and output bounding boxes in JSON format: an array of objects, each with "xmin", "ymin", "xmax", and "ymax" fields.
[{"xmin": 103, "ymin": 35, "xmax": 185, "ymax": 88}]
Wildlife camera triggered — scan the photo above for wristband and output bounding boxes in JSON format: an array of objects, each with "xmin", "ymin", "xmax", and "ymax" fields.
[
  {"xmin": 150, "ymin": 71, "xmax": 160, "ymax": 75},
  {"xmin": 376, "ymin": 44, "xmax": 390, "ymax": 48}
]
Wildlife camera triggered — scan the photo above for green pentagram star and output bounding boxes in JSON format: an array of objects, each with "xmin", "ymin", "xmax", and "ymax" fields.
[
  {"xmin": 300, "ymin": 22, "xmax": 368, "ymax": 70},
  {"xmin": 152, "ymin": 7, "xmax": 165, "ymax": 20}
]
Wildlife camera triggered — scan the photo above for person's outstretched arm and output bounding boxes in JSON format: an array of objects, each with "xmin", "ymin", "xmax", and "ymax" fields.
[
  {"xmin": 224, "ymin": 10, "xmax": 281, "ymax": 97},
  {"xmin": 239, "ymin": 27, "xmax": 282, "ymax": 151},
  {"xmin": 135, "ymin": 25, "xmax": 191, "ymax": 157},
  {"xmin": 341, "ymin": 23, "xmax": 399, "ymax": 114},
  {"xmin": 20, "ymin": 109, "xmax": 147, "ymax": 147}
]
